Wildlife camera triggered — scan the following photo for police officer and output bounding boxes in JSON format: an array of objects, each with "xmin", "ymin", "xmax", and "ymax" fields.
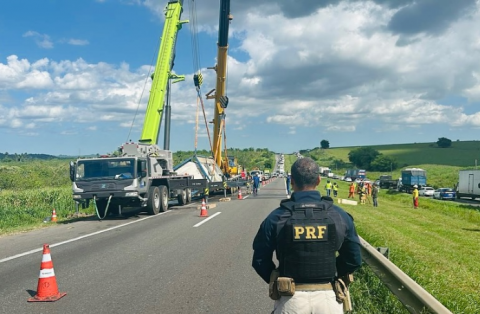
[{"xmin": 252, "ymin": 158, "xmax": 362, "ymax": 314}]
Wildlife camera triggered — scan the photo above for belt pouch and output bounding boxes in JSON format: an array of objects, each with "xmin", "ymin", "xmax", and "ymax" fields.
[{"xmin": 277, "ymin": 277, "xmax": 295, "ymax": 296}]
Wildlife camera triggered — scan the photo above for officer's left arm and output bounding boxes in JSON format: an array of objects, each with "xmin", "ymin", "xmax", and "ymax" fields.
[
  {"xmin": 252, "ymin": 216, "xmax": 277, "ymax": 284},
  {"xmin": 336, "ymin": 212, "xmax": 362, "ymax": 276}
]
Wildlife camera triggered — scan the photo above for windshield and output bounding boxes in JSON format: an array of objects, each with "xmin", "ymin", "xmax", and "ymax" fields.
[{"xmin": 76, "ymin": 158, "xmax": 136, "ymax": 180}]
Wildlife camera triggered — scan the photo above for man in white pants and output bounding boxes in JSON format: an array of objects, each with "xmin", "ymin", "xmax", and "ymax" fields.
[{"xmin": 252, "ymin": 158, "xmax": 362, "ymax": 313}]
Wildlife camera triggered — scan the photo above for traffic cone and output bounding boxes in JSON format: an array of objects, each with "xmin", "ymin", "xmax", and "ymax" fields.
[
  {"xmin": 199, "ymin": 199, "xmax": 208, "ymax": 217},
  {"xmin": 238, "ymin": 188, "xmax": 243, "ymax": 200},
  {"xmin": 28, "ymin": 244, "xmax": 66, "ymax": 302},
  {"xmin": 51, "ymin": 209, "xmax": 57, "ymax": 223}
]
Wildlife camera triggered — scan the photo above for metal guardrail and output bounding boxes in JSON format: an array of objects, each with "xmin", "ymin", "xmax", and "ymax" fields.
[{"xmin": 359, "ymin": 236, "xmax": 453, "ymax": 314}]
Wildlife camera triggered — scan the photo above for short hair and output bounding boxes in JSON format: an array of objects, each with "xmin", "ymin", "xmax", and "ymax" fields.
[{"xmin": 291, "ymin": 157, "xmax": 319, "ymax": 189}]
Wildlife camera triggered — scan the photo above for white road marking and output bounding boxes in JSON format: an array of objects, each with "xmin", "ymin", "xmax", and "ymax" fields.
[
  {"xmin": 0, "ymin": 211, "xmax": 172, "ymax": 264},
  {"xmin": 193, "ymin": 212, "xmax": 221, "ymax": 227}
]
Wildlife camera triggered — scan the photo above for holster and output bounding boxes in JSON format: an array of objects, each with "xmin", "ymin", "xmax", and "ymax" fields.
[
  {"xmin": 334, "ymin": 274, "xmax": 354, "ymax": 313},
  {"xmin": 277, "ymin": 277, "xmax": 295, "ymax": 296},
  {"xmin": 269, "ymin": 269, "xmax": 281, "ymax": 300}
]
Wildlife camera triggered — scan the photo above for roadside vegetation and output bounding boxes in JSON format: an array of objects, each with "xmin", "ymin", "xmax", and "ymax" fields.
[
  {"xmin": 2, "ymin": 143, "xmax": 480, "ymax": 313},
  {"xmin": 283, "ymin": 151, "xmax": 479, "ymax": 313}
]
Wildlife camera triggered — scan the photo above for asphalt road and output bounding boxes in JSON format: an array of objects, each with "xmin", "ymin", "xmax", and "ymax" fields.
[{"xmin": 0, "ymin": 178, "xmax": 288, "ymax": 314}]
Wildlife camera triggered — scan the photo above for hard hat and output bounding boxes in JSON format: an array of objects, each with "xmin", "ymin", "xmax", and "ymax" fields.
[{"xmin": 413, "ymin": 185, "xmax": 418, "ymax": 188}]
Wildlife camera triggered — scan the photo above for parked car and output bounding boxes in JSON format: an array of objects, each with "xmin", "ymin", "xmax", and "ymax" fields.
[
  {"xmin": 345, "ymin": 177, "xmax": 352, "ymax": 182},
  {"xmin": 433, "ymin": 188, "xmax": 456, "ymax": 200},
  {"xmin": 418, "ymin": 186, "xmax": 435, "ymax": 197}
]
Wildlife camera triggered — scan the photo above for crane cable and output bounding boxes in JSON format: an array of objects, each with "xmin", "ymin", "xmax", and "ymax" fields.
[{"xmin": 187, "ymin": 0, "xmax": 216, "ymax": 169}]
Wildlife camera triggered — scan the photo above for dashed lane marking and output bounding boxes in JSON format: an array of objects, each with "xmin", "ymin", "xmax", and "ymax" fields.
[{"xmin": 193, "ymin": 212, "xmax": 222, "ymax": 228}]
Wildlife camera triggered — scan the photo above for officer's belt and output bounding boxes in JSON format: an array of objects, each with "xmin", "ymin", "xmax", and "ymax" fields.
[{"xmin": 295, "ymin": 283, "xmax": 333, "ymax": 291}]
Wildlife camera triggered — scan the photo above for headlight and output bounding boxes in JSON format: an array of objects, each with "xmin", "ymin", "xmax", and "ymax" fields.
[{"xmin": 125, "ymin": 192, "xmax": 138, "ymax": 197}]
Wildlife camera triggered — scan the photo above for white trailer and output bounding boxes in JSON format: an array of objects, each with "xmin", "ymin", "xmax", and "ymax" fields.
[{"xmin": 456, "ymin": 170, "xmax": 480, "ymax": 200}]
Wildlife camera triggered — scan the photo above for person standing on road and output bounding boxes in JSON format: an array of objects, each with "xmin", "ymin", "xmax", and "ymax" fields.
[
  {"xmin": 371, "ymin": 183, "xmax": 379, "ymax": 207},
  {"xmin": 252, "ymin": 157, "xmax": 362, "ymax": 314},
  {"xmin": 286, "ymin": 173, "xmax": 291, "ymax": 196},
  {"xmin": 333, "ymin": 182, "xmax": 338, "ymax": 197},
  {"xmin": 412, "ymin": 185, "xmax": 419, "ymax": 209},
  {"xmin": 325, "ymin": 180, "xmax": 332, "ymax": 197},
  {"xmin": 253, "ymin": 173, "xmax": 260, "ymax": 195}
]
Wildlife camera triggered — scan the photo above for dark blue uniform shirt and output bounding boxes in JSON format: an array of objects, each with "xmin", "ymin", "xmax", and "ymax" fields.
[
  {"xmin": 253, "ymin": 175, "xmax": 260, "ymax": 187},
  {"xmin": 252, "ymin": 190, "xmax": 362, "ymax": 283}
]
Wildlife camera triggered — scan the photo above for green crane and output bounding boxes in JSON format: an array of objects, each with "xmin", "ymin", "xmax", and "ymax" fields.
[{"xmin": 139, "ymin": 0, "xmax": 188, "ymax": 145}]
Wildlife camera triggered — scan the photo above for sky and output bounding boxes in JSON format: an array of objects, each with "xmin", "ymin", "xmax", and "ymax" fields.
[{"xmin": 1, "ymin": 0, "xmax": 480, "ymax": 156}]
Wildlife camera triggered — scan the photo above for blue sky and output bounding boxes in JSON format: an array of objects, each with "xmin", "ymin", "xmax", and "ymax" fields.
[{"xmin": 1, "ymin": 0, "xmax": 480, "ymax": 156}]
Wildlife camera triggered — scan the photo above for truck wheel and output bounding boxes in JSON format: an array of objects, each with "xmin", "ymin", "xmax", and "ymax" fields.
[
  {"xmin": 159, "ymin": 185, "xmax": 169, "ymax": 212},
  {"xmin": 147, "ymin": 186, "xmax": 161, "ymax": 215},
  {"xmin": 186, "ymin": 188, "xmax": 192, "ymax": 203},
  {"xmin": 177, "ymin": 189, "xmax": 187, "ymax": 206}
]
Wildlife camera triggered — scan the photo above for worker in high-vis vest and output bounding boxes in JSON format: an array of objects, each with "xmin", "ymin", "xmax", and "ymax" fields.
[
  {"xmin": 333, "ymin": 182, "xmax": 339, "ymax": 197},
  {"xmin": 325, "ymin": 180, "xmax": 332, "ymax": 197},
  {"xmin": 252, "ymin": 158, "xmax": 362, "ymax": 314}
]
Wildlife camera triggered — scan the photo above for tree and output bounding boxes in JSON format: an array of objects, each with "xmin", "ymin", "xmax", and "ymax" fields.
[
  {"xmin": 370, "ymin": 155, "xmax": 398, "ymax": 172},
  {"xmin": 320, "ymin": 140, "xmax": 330, "ymax": 149},
  {"xmin": 348, "ymin": 147, "xmax": 380, "ymax": 169},
  {"xmin": 437, "ymin": 137, "xmax": 452, "ymax": 148}
]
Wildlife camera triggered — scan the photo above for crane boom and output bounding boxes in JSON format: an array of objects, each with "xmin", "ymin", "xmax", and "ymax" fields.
[
  {"xmin": 207, "ymin": 0, "xmax": 232, "ymax": 169},
  {"xmin": 140, "ymin": 0, "xmax": 188, "ymax": 145}
]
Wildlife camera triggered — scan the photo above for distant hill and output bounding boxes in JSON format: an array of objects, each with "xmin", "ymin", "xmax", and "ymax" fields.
[
  {"xmin": 0, "ymin": 153, "xmax": 71, "ymax": 161},
  {"xmin": 300, "ymin": 140, "xmax": 480, "ymax": 168}
]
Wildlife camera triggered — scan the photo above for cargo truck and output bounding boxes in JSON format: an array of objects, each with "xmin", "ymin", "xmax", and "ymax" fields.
[
  {"xmin": 398, "ymin": 168, "xmax": 427, "ymax": 193},
  {"xmin": 455, "ymin": 169, "xmax": 480, "ymax": 200}
]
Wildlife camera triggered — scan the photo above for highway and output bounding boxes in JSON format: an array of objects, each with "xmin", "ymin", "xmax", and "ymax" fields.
[{"xmin": 0, "ymin": 178, "xmax": 288, "ymax": 314}]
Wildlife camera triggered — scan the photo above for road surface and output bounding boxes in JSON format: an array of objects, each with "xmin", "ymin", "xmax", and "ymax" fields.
[{"xmin": 0, "ymin": 178, "xmax": 288, "ymax": 314}]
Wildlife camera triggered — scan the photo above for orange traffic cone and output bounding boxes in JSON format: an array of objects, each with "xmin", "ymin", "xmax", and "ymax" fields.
[
  {"xmin": 28, "ymin": 244, "xmax": 66, "ymax": 302},
  {"xmin": 199, "ymin": 199, "xmax": 208, "ymax": 217},
  {"xmin": 51, "ymin": 209, "xmax": 57, "ymax": 223},
  {"xmin": 238, "ymin": 188, "xmax": 243, "ymax": 200}
]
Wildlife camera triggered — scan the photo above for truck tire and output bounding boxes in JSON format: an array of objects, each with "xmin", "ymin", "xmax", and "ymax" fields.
[
  {"xmin": 159, "ymin": 185, "xmax": 169, "ymax": 212},
  {"xmin": 177, "ymin": 189, "xmax": 187, "ymax": 206},
  {"xmin": 146, "ymin": 186, "xmax": 161, "ymax": 215},
  {"xmin": 186, "ymin": 188, "xmax": 192, "ymax": 203}
]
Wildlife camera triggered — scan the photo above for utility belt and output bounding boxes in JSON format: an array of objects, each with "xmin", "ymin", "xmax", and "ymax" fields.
[{"xmin": 269, "ymin": 270, "xmax": 354, "ymax": 313}]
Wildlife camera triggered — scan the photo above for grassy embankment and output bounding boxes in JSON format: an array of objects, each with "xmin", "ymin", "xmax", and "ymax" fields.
[{"xmin": 285, "ymin": 152, "xmax": 480, "ymax": 314}]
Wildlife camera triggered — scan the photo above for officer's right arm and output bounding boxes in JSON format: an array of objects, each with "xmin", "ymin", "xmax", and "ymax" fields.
[
  {"xmin": 252, "ymin": 218, "xmax": 277, "ymax": 284},
  {"xmin": 336, "ymin": 212, "xmax": 362, "ymax": 276}
]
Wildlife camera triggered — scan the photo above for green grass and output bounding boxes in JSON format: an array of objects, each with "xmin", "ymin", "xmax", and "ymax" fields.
[
  {"xmin": 0, "ymin": 187, "xmax": 94, "ymax": 234},
  {"xmin": 306, "ymin": 140, "xmax": 480, "ymax": 168},
  {"xmin": 326, "ymin": 181, "xmax": 480, "ymax": 314}
]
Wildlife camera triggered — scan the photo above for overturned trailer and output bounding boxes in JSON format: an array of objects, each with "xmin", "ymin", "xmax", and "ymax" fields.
[{"xmin": 174, "ymin": 155, "xmax": 247, "ymax": 195}]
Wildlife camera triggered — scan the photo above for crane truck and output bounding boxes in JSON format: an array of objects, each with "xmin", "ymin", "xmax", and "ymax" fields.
[
  {"xmin": 69, "ymin": 0, "xmax": 208, "ymax": 218},
  {"xmin": 174, "ymin": 0, "xmax": 246, "ymax": 193}
]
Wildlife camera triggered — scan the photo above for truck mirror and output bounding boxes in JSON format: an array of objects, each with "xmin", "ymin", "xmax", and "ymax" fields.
[{"xmin": 69, "ymin": 161, "xmax": 75, "ymax": 181}]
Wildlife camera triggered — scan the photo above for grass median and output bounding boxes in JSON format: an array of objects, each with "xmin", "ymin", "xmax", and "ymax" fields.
[{"xmin": 331, "ymin": 180, "xmax": 480, "ymax": 314}]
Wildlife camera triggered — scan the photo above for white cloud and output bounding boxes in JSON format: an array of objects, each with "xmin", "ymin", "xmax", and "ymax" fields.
[
  {"xmin": 4, "ymin": 0, "xmax": 480, "ymax": 153},
  {"xmin": 23, "ymin": 31, "xmax": 53, "ymax": 49},
  {"xmin": 67, "ymin": 39, "xmax": 90, "ymax": 46}
]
